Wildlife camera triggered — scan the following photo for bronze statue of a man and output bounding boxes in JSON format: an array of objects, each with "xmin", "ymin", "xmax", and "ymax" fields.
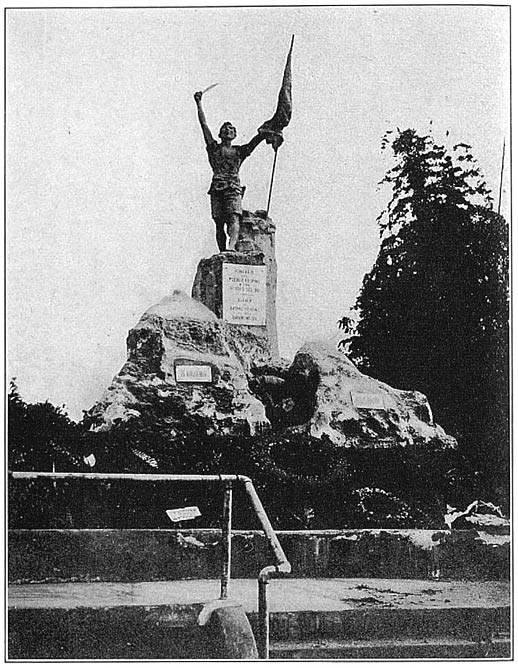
[{"xmin": 194, "ymin": 90, "xmax": 277, "ymax": 252}]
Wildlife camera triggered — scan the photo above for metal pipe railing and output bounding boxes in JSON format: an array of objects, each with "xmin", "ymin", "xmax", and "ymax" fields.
[
  {"xmin": 9, "ymin": 470, "xmax": 291, "ymax": 659},
  {"xmin": 10, "ymin": 472, "xmax": 241, "ymax": 483},
  {"xmin": 239, "ymin": 476, "xmax": 292, "ymax": 658},
  {"xmin": 220, "ymin": 482, "xmax": 232, "ymax": 600}
]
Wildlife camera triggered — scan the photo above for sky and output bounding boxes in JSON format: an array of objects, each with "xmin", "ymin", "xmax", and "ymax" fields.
[{"xmin": 7, "ymin": 5, "xmax": 510, "ymax": 421}]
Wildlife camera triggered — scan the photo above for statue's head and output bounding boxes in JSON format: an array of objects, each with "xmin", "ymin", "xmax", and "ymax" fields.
[{"xmin": 219, "ymin": 122, "xmax": 237, "ymax": 141}]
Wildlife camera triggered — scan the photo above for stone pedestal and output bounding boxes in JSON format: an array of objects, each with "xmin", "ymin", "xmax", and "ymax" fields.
[{"xmin": 192, "ymin": 210, "xmax": 279, "ymax": 369}]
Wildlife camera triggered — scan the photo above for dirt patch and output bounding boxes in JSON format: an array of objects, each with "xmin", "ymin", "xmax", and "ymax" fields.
[
  {"xmin": 342, "ymin": 595, "xmax": 393, "ymax": 607},
  {"xmin": 355, "ymin": 584, "xmax": 412, "ymax": 596}
]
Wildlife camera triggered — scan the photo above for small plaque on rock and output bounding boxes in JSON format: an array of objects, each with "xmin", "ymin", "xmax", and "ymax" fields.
[
  {"xmin": 222, "ymin": 263, "xmax": 266, "ymax": 325},
  {"xmin": 352, "ymin": 391, "xmax": 385, "ymax": 410},
  {"xmin": 175, "ymin": 364, "xmax": 212, "ymax": 383}
]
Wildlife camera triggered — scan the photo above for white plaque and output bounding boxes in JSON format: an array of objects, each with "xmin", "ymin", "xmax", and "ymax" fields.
[
  {"xmin": 222, "ymin": 264, "xmax": 266, "ymax": 325},
  {"xmin": 166, "ymin": 506, "xmax": 202, "ymax": 523},
  {"xmin": 175, "ymin": 364, "xmax": 212, "ymax": 383},
  {"xmin": 352, "ymin": 391, "xmax": 385, "ymax": 410}
]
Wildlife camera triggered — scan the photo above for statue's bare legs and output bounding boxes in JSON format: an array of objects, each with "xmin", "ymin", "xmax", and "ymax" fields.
[
  {"xmin": 227, "ymin": 214, "xmax": 240, "ymax": 251},
  {"xmin": 214, "ymin": 214, "xmax": 240, "ymax": 252},
  {"xmin": 215, "ymin": 219, "xmax": 227, "ymax": 252}
]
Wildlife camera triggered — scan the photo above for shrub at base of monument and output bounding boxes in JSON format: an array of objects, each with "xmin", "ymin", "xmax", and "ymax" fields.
[{"xmin": 10, "ymin": 429, "xmax": 473, "ymax": 529}]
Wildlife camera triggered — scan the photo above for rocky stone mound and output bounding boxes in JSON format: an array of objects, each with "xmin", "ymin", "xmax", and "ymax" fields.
[
  {"xmin": 252, "ymin": 342, "xmax": 457, "ymax": 449},
  {"xmin": 86, "ymin": 291, "xmax": 269, "ymax": 436},
  {"xmin": 88, "ymin": 306, "xmax": 455, "ymax": 452}
]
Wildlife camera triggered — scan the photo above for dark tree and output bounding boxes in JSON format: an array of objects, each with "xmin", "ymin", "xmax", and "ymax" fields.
[
  {"xmin": 8, "ymin": 381, "xmax": 91, "ymax": 528},
  {"xmin": 341, "ymin": 129, "xmax": 509, "ymax": 504},
  {"xmin": 8, "ymin": 380, "xmax": 85, "ymax": 471}
]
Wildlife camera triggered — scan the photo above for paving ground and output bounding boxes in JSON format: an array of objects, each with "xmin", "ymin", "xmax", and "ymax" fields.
[
  {"xmin": 9, "ymin": 578, "xmax": 511, "ymax": 659},
  {"xmin": 9, "ymin": 577, "xmax": 510, "ymax": 612}
]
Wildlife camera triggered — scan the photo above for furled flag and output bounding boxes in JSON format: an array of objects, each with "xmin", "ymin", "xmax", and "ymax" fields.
[{"xmin": 259, "ymin": 36, "xmax": 294, "ymax": 150}]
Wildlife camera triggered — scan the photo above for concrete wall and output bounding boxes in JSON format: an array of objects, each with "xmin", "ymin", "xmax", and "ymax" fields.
[{"xmin": 9, "ymin": 528, "xmax": 509, "ymax": 584}]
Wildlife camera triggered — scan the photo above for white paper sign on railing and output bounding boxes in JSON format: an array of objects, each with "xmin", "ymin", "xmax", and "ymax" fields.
[{"xmin": 166, "ymin": 506, "xmax": 202, "ymax": 523}]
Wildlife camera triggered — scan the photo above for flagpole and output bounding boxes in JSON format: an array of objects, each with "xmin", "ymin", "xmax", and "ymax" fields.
[
  {"xmin": 497, "ymin": 138, "xmax": 505, "ymax": 215},
  {"xmin": 266, "ymin": 147, "xmax": 279, "ymax": 218}
]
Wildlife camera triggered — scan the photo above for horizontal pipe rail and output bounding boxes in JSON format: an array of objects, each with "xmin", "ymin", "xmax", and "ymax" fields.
[
  {"xmin": 9, "ymin": 470, "xmax": 291, "ymax": 659},
  {"xmin": 9, "ymin": 472, "xmax": 242, "ymax": 483}
]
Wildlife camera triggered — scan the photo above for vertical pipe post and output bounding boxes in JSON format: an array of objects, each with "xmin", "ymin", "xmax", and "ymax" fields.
[
  {"xmin": 258, "ymin": 580, "xmax": 269, "ymax": 659},
  {"xmin": 220, "ymin": 483, "xmax": 232, "ymax": 599}
]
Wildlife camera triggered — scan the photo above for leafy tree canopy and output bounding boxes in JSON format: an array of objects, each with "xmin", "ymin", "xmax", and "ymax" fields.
[
  {"xmin": 340, "ymin": 129, "xmax": 509, "ymax": 503},
  {"xmin": 8, "ymin": 379, "xmax": 85, "ymax": 471}
]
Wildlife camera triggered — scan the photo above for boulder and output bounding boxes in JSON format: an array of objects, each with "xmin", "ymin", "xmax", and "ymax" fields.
[
  {"xmin": 86, "ymin": 291, "xmax": 269, "ymax": 436},
  {"xmin": 445, "ymin": 500, "xmax": 509, "ymax": 534},
  {"xmin": 263, "ymin": 341, "xmax": 457, "ymax": 449}
]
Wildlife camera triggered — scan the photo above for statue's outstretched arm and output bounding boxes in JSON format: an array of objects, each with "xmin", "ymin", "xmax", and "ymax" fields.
[
  {"xmin": 241, "ymin": 127, "xmax": 283, "ymax": 157},
  {"xmin": 241, "ymin": 132, "xmax": 265, "ymax": 156},
  {"xmin": 194, "ymin": 92, "xmax": 214, "ymax": 145},
  {"xmin": 241, "ymin": 127, "xmax": 278, "ymax": 158}
]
